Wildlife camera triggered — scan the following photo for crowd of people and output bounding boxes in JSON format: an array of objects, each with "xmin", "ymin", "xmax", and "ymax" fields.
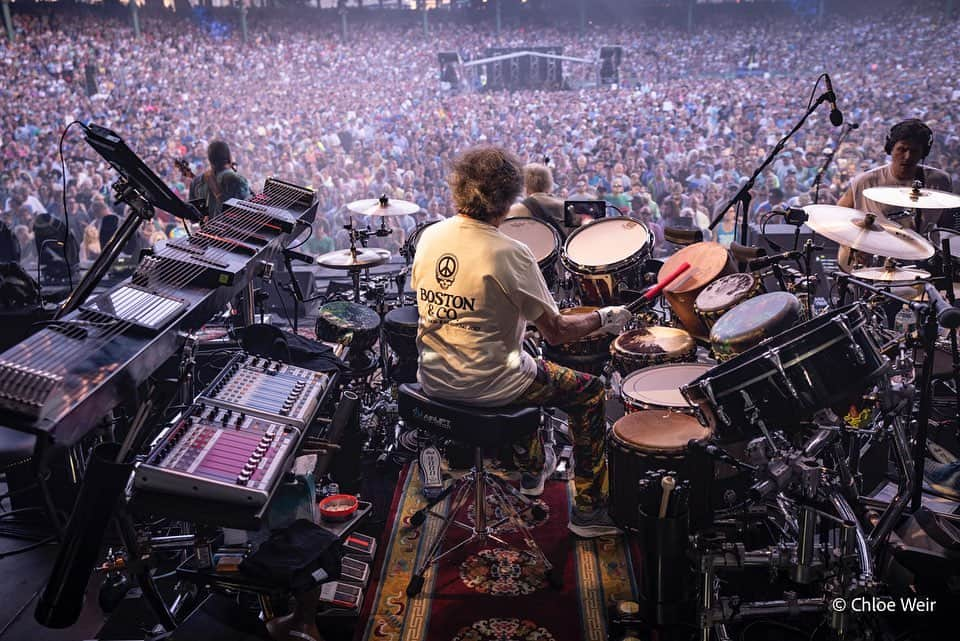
[{"xmin": 1, "ymin": 2, "xmax": 959, "ymax": 272}]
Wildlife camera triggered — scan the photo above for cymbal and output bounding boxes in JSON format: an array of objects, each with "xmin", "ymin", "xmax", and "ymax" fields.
[
  {"xmin": 804, "ymin": 204, "xmax": 935, "ymax": 261},
  {"xmin": 850, "ymin": 265, "xmax": 930, "ymax": 285},
  {"xmin": 863, "ymin": 186, "xmax": 960, "ymax": 210},
  {"xmin": 346, "ymin": 197, "xmax": 419, "ymax": 217},
  {"xmin": 316, "ymin": 247, "xmax": 390, "ymax": 270}
]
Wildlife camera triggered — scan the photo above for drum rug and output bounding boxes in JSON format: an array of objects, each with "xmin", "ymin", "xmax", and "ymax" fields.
[{"xmin": 356, "ymin": 463, "xmax": 639, "ymax": 641}]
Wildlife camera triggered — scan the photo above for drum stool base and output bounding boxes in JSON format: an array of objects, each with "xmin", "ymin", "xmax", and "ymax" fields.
[{"xmin": 405, "ymin": 446, "xmax": 560, "ymax": 596}]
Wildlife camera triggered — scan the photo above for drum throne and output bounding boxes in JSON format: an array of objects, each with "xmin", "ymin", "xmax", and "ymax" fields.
[{"xmin": 397, "ymin": 383, "xmax": 562, "ymax": 596}]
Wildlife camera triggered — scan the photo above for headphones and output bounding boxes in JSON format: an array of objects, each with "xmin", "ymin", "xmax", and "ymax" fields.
[{"xmin": 884, "ymin": 119, "xmax": 933, "ymax": 157}]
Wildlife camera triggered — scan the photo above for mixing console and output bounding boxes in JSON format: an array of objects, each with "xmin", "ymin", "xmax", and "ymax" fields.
[
  {"xmin": 199, "ymin": 353, "xmax": 331, "ymax": 429},
  {"xmin": 135, "ymin": 404, "xmax": 300, "ymax": 506}
]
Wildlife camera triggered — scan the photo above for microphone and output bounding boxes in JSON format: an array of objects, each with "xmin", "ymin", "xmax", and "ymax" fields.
[
  {"xmin": 824, "ymin": 74, "xmax": 844, "ymax": 126},
  {"xmin": 729, "ymin": 242, "xmax": 766, "ymax": 263},
  {"xmin": 281, "ymin": 248, "xmax": 315, "ymax": 265},
  {"xmin": 626, "ymin": 261, "xmax": 691, "ymax": 313},
  {"xmin": 923, "ymin": 283, "xmax": 960, "ymax": 329},
  {"xmin": 686, "ymin": 440, "xmax": 757, "ymax": 472},
  {"xmin": 747, "ymin": 249, "xmax": 803, "ymax": 271},
  {"xmin": 663, "ymin": 226, "xmax": 703, "ymax": 246}
]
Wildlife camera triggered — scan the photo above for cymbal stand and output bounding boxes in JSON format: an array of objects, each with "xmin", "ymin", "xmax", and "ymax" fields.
[
  {"xmin": 934, "ymin": 237, "xmax": 960, "ymax": 416},
  {"xmin": 836, "ymin": 272, "xmax": 940, "ymax": 513}
]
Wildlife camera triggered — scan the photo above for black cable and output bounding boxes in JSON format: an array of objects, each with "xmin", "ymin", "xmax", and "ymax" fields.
[
  {"xmin": 284, "ymin": 222, "xmax": 313, "ymax": 251},
  {"xmin": 58, "ymin": 120, "xmax": 86, "ymax": 292},
  {"xmin": 273, "ymin": 280, "xmax": 296, "ymax": 331}
]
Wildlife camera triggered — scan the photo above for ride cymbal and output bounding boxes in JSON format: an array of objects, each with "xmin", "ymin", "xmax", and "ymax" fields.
[{"xmin": 863, "ymin": 186, "xmax": 960, "ymax": 210}]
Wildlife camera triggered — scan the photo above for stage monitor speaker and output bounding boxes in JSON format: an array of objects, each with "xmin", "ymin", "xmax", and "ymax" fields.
[{"xmin": 749, "ymin": 222, "xmax": 838, "ymax": 299}]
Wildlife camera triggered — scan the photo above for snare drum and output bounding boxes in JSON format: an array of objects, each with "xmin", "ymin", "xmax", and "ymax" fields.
[
  {"xmin": 709, "ymin": 292, "xmax": 801, "ymax": 361},
  {"xmin": 620, "ymin": 363, "xmax": 713, "ymax": 413},
  {"xmin": 683, "ymin": 302, "xmax": 888, "ymax": 440},
  {"xmin": 541, "ymin": 306, "xmax": 612, "ymax": 375},
  {"xmin": 609, "ymin": 326, "xmax": 696, "ymax": 375},
  {"xmin": 500, "ymin": 217, "xmax": 560, "ymax": 290},
  {"xmin": 384, "ymin": 305, "xmax": 419, "ymax": 384},
  {"xmin": 694, "ymin": 272, "xmax": 763, "ymax": 331},
  {"xmin": 608, "ymin": 411, "xmax": 712, "ymax": 531},
  {"xmin": 562, "ymin": 217, "xmax": 652, "ymax": 306},
  {"xmin": 658, "ymin": 242, "xmax": 736, "ymax": 339}
]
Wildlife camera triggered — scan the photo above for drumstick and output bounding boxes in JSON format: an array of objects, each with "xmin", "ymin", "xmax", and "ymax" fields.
[
  {"xmin": 626, "ymin": 262, "xmax": 691, "ymax": 313},
  {"xmin": 658, "ymin": 475, "xmax": 676, "ymax": 519}
]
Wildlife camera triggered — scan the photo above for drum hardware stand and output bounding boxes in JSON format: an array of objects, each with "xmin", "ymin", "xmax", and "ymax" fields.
[
  {"xmin": 835, "ymin": 272, "xmax": 943, "ymax": 514},
  {"xmin": 932, "ymin": 236, "xmax": 960, "ymax": 416},
  {"xmin": 341, "ymin": 214, "xmax": 392, "ymax": 303},
  {"xmin": 708, "ymin": 79, "xmax": 837, "ymax": 258}
]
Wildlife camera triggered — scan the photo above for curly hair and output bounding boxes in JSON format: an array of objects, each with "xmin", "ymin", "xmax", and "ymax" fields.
[{"xmin": 448, "ymin": 146, "xmax": 522, "ymax": 223}]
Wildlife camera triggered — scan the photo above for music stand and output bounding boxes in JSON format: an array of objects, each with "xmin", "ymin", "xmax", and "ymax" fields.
[{"xmin": 57, "ymin": 124, "xmax": 202, "ymax": 318}]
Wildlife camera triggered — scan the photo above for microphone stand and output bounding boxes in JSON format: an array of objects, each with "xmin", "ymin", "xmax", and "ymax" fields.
[
  {"xmin": 709, "ymin": 89, "xmax": 836, "ymax": 262},
  {"xmin": 812, "ymin": 122, "xmax": 858, "ymax": 205}
]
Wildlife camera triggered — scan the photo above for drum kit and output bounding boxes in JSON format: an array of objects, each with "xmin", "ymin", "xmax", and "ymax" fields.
[
  {"xmin": 551, "ymin": 186, "xmax": 960, "ymax": 638},
  {"xmin": 301, "ymin": 187, "xmax": 960, "ymax": 638}
]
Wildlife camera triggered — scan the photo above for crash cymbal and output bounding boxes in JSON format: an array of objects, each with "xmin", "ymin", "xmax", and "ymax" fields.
[
  {"xmin": 347, "ymin": 196, "xmax": 419, "ymax": 217},
  {"xmin": 316, "ymin": 247, "xmax": 391, "ymax": 270},
  {"xmin": 804, "ymin": 204, "xmax": 934, "ymax": 261},
  {"xmin": 863, "ymin": 186, "xmax": 960, "ymax": 210},
  {"xmin": 850, "ymin": 265, "xmax": 930, "ymax": 285}
]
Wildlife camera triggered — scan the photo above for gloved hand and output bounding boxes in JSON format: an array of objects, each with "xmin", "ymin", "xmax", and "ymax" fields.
[{"xmin": 596, "ymin": 305, "xmax": 633, "ymax": 334}]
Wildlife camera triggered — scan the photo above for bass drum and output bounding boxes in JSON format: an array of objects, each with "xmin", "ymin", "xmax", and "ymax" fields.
[
  {"xmin": 562, "ymin": 217, "xmax": 652, "ymax": 306},
  {"xmin": 683, "ymin": 302, "xmax": 888, "ymax": 441},
  {"xmin": 402, "ymin": 220, "xmax": 439, "ymax": 263},
  {"xmin": 500, "ymin": 217, "xmax": 560, "ymax": 291}
]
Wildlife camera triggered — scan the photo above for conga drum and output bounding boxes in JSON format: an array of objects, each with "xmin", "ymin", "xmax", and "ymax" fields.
[
  {"xmin": 658, "ymin": 242, "xmax": 736, "ymax": 339},
  {"xmin": 541, "ymin": 306, "xmax": 613, "ymax": 375},
  {"xmin": 694, "ymin": 272, "xmax": 763, "ymax": 331},
  {"xmin": 709, "ymin": 292, "xmax": 802, "ymax": 361},
  {"xmin": 609, "ymin": 326, "xmax": 696, "ymax": 376},
  {"xmin": 607, "ymin": 411, "xmax": 712, "ymax": 531}
]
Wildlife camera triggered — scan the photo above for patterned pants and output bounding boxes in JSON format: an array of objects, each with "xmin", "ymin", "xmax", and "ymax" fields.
[{"xmin": 511, "ymin": 359, "xmax": 607, "ymax": 511}]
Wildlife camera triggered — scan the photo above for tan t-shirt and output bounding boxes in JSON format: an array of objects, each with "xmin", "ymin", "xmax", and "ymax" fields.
[{"xmin": 411, "ymin": 215, "xmax": 559, "ymax": 406}]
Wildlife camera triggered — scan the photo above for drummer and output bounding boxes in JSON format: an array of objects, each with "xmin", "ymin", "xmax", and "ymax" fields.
[
  {"xmin": 411, "ymin": 145, "xmax": 632, "ymax": 538},
  {"xmin": 506, "ymin": 162, "xmax": 570, "ymax": 238},
  {"xmin": 837, "ymin": 119, "xmax": 954, "ymax": 233}
]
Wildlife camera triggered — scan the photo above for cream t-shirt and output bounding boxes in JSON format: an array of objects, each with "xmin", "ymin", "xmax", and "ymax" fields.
[{"xmin": 411, "ymin": 215, "xmax": 559, "ymax": 406}]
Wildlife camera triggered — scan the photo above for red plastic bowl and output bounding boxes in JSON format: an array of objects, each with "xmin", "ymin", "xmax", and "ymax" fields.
[{"xmin": 318, "ymin": 494, "xmax": 359, "ymax": 522}]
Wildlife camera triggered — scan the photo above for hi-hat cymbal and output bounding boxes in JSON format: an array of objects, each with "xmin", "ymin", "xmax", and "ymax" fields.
[
  {"xmin": 347, "ymin": 196, "xmax": 419, "ymax": 217},
  {"xmin": 316, "ymin": 247, "xmax": 391, "ymax": 270},
  {"xmin": 804, "ymin": 204, "xmax": 934, "ymax": 260},
  {"xmin": 864, "ymin": 186, "xmax": 960, "ymax": 210},
  {"xmin": 850, "ymin": 265, "xmax": 930, "ymax": 285}
]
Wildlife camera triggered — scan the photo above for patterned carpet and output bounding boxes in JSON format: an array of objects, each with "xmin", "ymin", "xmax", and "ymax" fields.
[{"xmin": 356, "ymin": 464, "xmax": 639, "ymax": 641}]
